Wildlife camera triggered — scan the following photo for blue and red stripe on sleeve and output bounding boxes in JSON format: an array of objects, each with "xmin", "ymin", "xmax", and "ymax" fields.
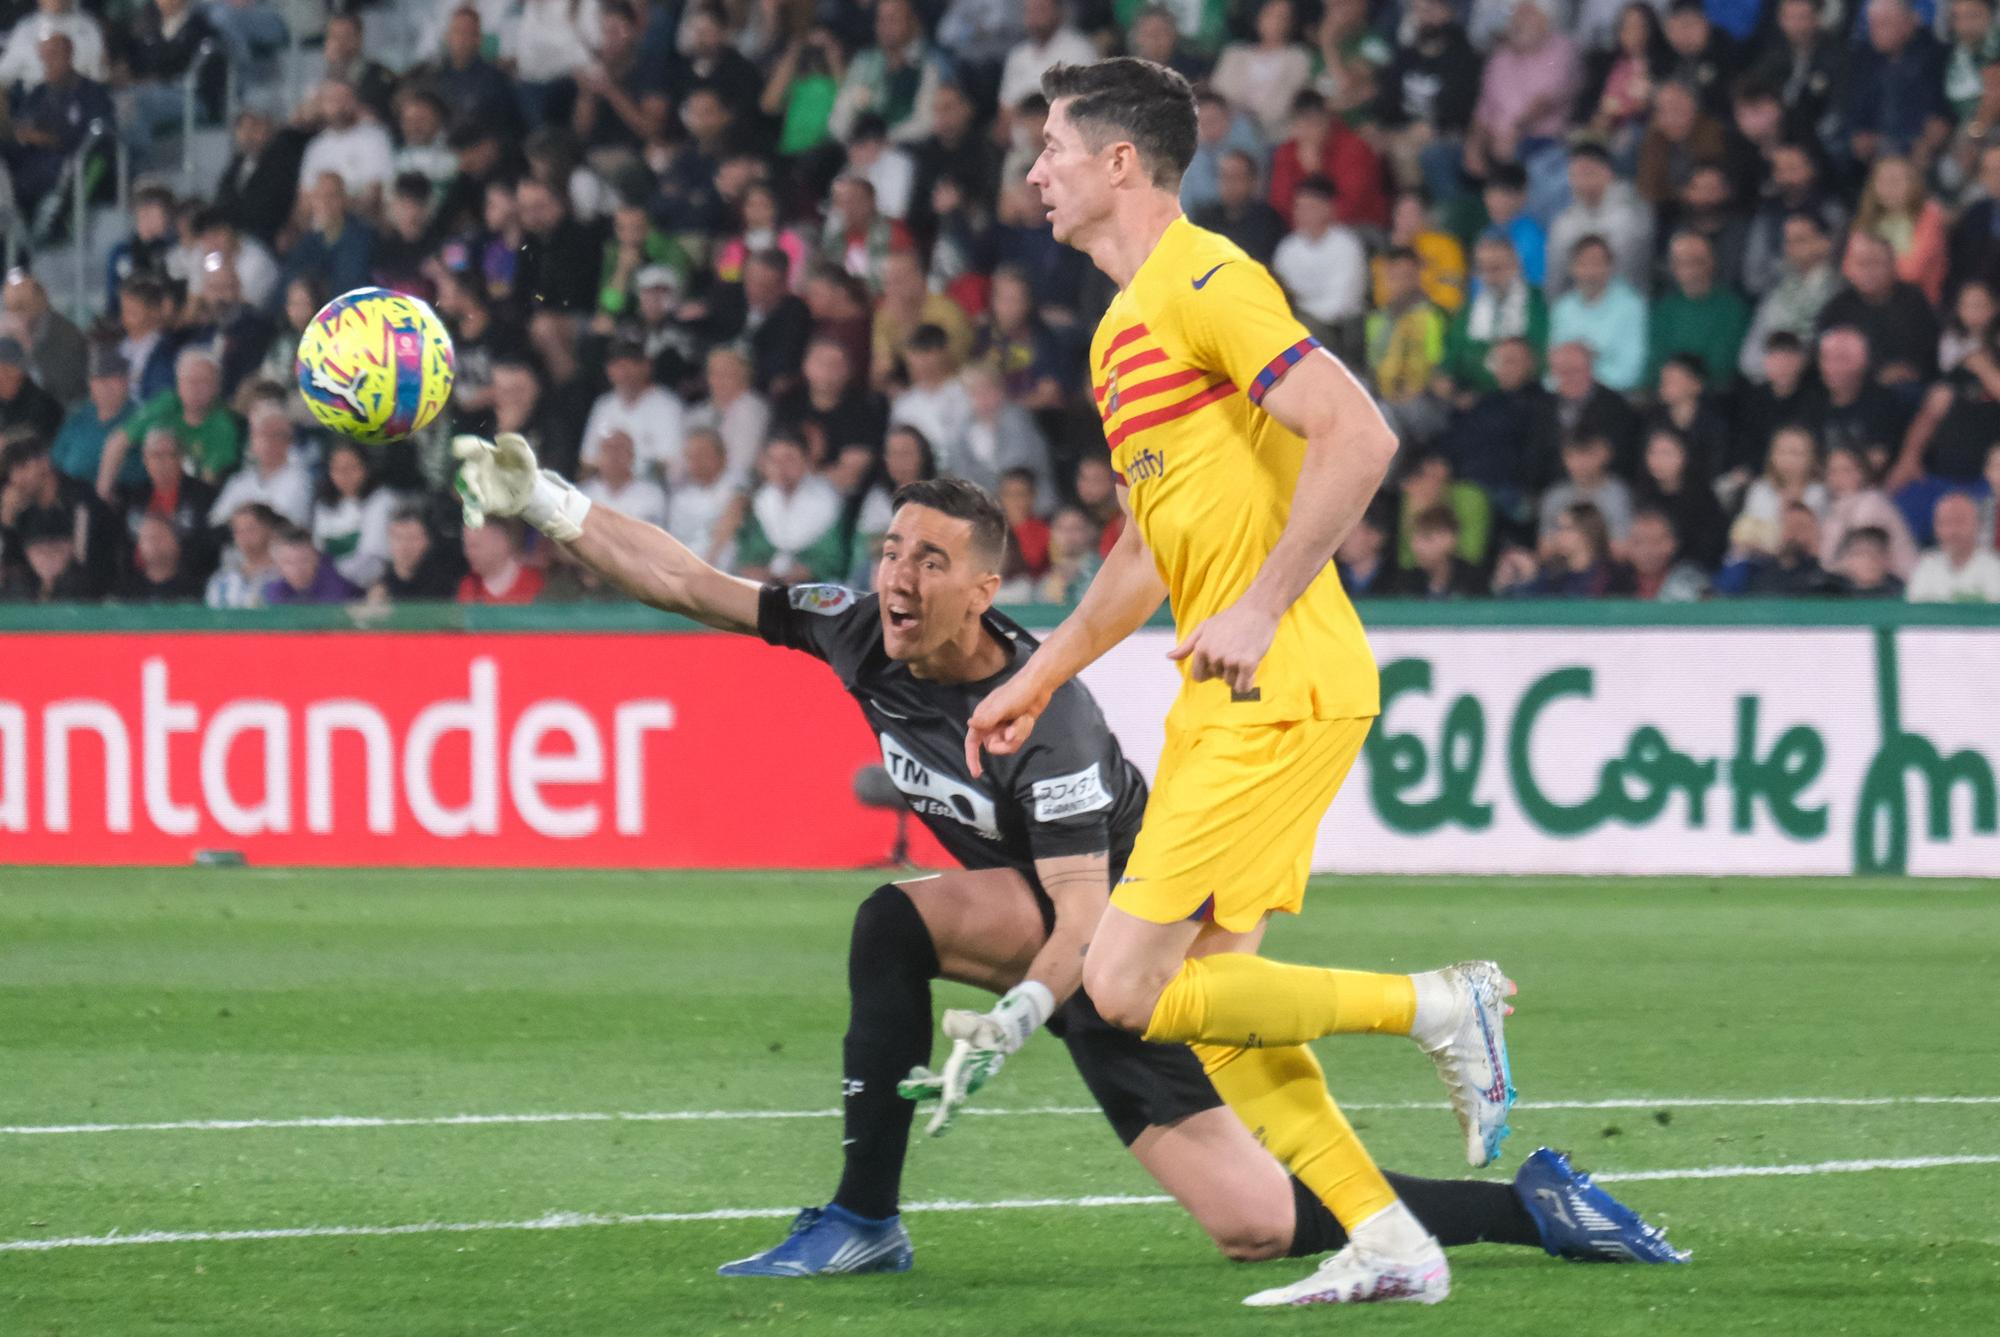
[{"xmin": 1247, "ymin": 337, "xmax": 1323, "ymax": 407}]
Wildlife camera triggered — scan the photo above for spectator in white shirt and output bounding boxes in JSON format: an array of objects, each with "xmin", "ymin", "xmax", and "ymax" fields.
[
  {"xmin": 191, "ymin": 210, "xmax": 279, "ymax": 311},
  {"xmin": 205, "ymin": 501, "xmax": 283, "ymax": 608},
  {"xmin": 1908, "ymin": 492, "xmax": 2000, "ymax": 602},
  {"xmin": 1538, "ymin": 432, "xmax": 1635, "ymax": 552},
  {"xmin": 580, "ymin": 340, "xmax": 686, "ymax": 480},
  {"xmin": 947, "ymin": 361, "xmax": 1056, "ymax": 502},
  {"xmin": 844, "ymin": 115, "xmax": 917, "ymax": 221},
  {"xmin": 735, "ymin": 433, "xmax": 847, "ymax": 582},
  {"xmin": 998, "ymin": 0, "xmax": 1098, "ymax": 110},
  {"xmin": 392, "ymin": 89, "xmax": 458, "ymax": 197},
  {"xmin": 937, "ymin": 0, "xmax": 1025, "ymax": 67},
  {"xmin": 1546, "ymin": 143, "xmax": 1654, "ymax": 298},
  {"xmin": 666, "ymin": 428, "xmax": 743, "ymax": 567},
  {"xmin": 1271, "ymin": 175, "xmax": 1368, "ymax": 343},
  {"xmin": 683, "ymin": 346, "xmax": 770, "ymax": 484},
  {"xmin": 889, "ymin": 324, "xmax": 974, "ymax": 454},
  {"xmin": 581, "ymin": 428, "xmax": 670, "ymax": 529},
  {"xmin": 297, "ymin": 79, "xmax": 394, "ymax": 208},
  {"xmin": 0, "ymin": 0, "xmax": 105, "ymax": 89},
  {"xmin": 507, "ymin": 0, "xmax": 601, "ymax": 85},
  {"xmin": 207, "ymin": 405, "xmax": 312, "ymax": 529}
]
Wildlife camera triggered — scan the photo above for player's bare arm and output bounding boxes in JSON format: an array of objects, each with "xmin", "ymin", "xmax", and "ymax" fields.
[
  {"xmin": 1168, "ymin": 353, "xmax": 1398, "ymax": 695},
  {"xmin": 451, "ymin": 431, "xmax": 759, "ymax": 634},
  {"xmin": 1022, "ymin": 851, "xmax": 1112, "ymax": 1001},
  {"xmin": 905, "ymin": 850, "xmax": 1113, "ymax": 1134},
  {"xmin": 567, "ymin": 503, "xmax": 761, "ymax": 635},
  {"xmin": 965, "ymin": 500, "xmax": 1165, "ymax": 774}
]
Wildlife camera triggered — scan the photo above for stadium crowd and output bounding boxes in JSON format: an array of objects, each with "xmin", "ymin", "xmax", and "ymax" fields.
[{"xmin": 3, "ymin": 0, "xmax": 2000, "ymax": 607}]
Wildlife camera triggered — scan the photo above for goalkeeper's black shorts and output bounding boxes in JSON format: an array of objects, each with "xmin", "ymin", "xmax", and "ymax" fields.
[{"xmin": 1046, "ymin": 991, "xmax": 1224, "ymax": 1146}]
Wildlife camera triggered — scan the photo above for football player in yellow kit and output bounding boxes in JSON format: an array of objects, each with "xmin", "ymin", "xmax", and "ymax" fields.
[{"xmin": 967, "ymin": 58, "xmax": 1519, "ymax": 1308}]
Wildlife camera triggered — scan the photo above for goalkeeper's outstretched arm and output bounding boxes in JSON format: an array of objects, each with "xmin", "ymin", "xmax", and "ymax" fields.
[
  {"xmin": 452, "ymin": 432, "xmax": 759, "ymax": 635},
  {"xmin": 567, "ymin": 502, "xmax": 761, "ymax": 635}
]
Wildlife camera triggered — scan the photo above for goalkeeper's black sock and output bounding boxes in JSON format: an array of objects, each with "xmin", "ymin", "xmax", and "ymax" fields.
[
  {"xmin": 1285, "ymin": 1171, "xmax": 1543, "ymax": 1256},
  {"xmin": 831, "ymin": 884, "xmax": 938, "ymax": 1222}
]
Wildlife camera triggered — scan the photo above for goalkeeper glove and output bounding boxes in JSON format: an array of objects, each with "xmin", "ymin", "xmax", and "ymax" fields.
[
  {"xmin": 451, "ymin": 433, "xmax": 592, "ymax": 542},
  {"xmin": 897, "ymin": 981, "xmax": 1055, "ymax": 1137}
]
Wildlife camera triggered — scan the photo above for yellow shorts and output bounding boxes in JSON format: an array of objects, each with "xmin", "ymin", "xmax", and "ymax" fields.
[{"xmin": 1112, "ymin": 716, "xmax": 1372, "ymax": 934}]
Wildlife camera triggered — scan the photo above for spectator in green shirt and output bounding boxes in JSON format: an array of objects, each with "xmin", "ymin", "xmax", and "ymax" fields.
[
  {"xmin": 1442, "ymin": 234, "xmax": 1549, "ymax": 396},
  {"xmin": 1648, "ymin": 231, "xmax": 1751, "ymax": 389},
  {"xmin": 95, "ymin": 348, "xmax": 243, "ymax": 500},
  {"xmin": 1396, "ymin": 448, "xmax": 1493, "ymax": 570},
  {"xmin": 51, "ymin": 345, "xmax": 139, "ymax": 490}
]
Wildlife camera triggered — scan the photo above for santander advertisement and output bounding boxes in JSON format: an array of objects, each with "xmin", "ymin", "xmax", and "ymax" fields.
[{"xmin": 0, "ymin": 634, "xmax": 941, "ymax": 867}]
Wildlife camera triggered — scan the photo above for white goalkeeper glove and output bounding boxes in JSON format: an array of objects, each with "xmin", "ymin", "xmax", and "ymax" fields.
[
  {"xmin": 451, "ymin": 433, "xmax": 592, "ymax": 542},
  {"xmin": 897, "ymin": 981, "xmax": 1055, "ymax": 1137}
]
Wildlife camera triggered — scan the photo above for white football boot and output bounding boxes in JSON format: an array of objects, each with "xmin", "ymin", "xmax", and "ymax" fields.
[
  {"xmin": 1243, "ymin": 1212, "xmax": 1450, "ymax": 1308},
  {"xmin": 1412, "ymin": 960, "xmax": 1519, "ymax": 1167}
]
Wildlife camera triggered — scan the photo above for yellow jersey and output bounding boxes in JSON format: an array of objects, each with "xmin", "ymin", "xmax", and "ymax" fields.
[{"xmin": 1089, "ymin": 216, "xmax": 1379, "ymax": 729}]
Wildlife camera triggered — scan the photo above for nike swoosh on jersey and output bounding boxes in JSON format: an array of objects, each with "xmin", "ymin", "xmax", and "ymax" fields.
[{"xmin": 1191, "ymin": 262, "xmax": 1231, "ymax": 289}]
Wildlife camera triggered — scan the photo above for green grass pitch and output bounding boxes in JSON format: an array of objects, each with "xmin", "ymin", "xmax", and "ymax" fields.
[{"xmin": 3, "ymin": 870, "xmax": 1998, "ymax": 1336}]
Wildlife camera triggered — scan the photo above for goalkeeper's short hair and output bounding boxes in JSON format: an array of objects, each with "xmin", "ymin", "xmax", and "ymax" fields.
[{"xmin": 891, "ymin": 477, "xmax": 1009, "ymax": 573}]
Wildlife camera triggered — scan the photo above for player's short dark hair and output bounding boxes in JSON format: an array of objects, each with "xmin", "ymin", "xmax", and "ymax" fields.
[
  {"xmin": 1764, "ymin": 330, "xmax": 1806, "ymax": 355},
  {"xmin": 906, "ymin": 323, "xmax": 950, "ymax": 354},
  {"xmin": 1000, "ymin": 466, "xmax": 1038, "ymax": 491},
  {"xmin": 1383, "ymin": 245, "xmax": 1419, "ymax": 265},
  {"xmin": 1041, "ymin": 58, "xmax": 1197, "ymax": 190},
  {"xmin": 1485, "ymin": 162, "xmax": 1528, "ymax": 193},
  {"xmin": 271, "ymin": 521, "xmax": 314, "ymax": 547},
  {"xmin": 891, "ymin": 477, "xmax": 1010, "ymax": 572}
]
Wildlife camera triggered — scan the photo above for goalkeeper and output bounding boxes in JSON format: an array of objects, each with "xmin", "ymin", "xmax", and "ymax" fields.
[{"xmin": 453, "ymin": 433, "xmax": 1686, "ymax": 1277}]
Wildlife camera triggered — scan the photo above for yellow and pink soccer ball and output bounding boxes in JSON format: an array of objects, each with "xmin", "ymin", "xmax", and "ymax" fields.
[{"xmin": 294, "ymin": 287, "xmax": 455, "ymax": 444}]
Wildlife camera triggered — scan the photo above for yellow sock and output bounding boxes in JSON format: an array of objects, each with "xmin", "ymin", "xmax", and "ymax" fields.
[
  {"xmin": 1141, "ymin": 952, "xmax": 1417, "ymax": 1048},
  {"xmin": 1193, "ymin": 1041, "xmax": 1397, "ymax": 1229}
]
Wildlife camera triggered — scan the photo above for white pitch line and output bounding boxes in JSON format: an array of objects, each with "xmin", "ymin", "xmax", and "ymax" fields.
[
  {"xmin": 6, "ymin": 1094, "xmax": 2000, "ymax": 1138},
  {"xmin": 1594, "ymin": 1155, "xmax": 2000, "ymax": 1183},
  {"xmin": 6, "ymin": 1155, "xmax": 1999, "ymax": 1255}
]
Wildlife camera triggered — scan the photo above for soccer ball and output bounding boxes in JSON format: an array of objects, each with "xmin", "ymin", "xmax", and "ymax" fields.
[{"xmin": 294, "ymin": 287, "xmax": 455, "ymax": 444}]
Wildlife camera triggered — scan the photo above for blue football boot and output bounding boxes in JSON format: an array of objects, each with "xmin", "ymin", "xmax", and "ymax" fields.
[
  {"xmin": 1514, "ymin": 1148, "xmax": 1691, "ymax": 1263},
  {"xmin": 717, "ymin": 1204, "xmax": 914, "ymax": 1277}
]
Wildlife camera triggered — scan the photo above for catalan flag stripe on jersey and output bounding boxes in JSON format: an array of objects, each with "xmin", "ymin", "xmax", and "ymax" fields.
[{"xmin": 1085, "ymin": 216, "xmax": 1380, "ymax": 730}]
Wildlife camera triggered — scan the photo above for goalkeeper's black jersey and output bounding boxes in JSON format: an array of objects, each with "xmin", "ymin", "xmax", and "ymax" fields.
[{"xmin": 757, "ymin": 583, "xmax": 1148, "ymax": 888}]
